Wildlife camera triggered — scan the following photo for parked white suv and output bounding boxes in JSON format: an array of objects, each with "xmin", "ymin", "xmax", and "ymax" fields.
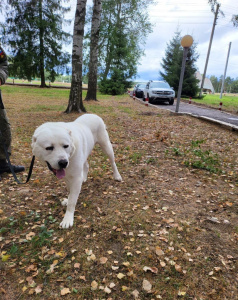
[{"xmin": 143, "ymin": 80, "xmax": 175, "ymax": 105}]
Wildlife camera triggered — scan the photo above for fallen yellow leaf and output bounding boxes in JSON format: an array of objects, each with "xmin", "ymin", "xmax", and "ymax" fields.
[
  {"xmin": 22, "ymin": 286, "xmax": 28, "ymax": 292},
  {"xmin": 142, "ymin": 278, "xmax": 152, "ymax": 292},
  {"xmin": 61, "ymin": 287, "xmax": 71, "ymax": 295},
  {"xmin": 178, "ymin": 290, "xmax": 186, "ymax": 296},
  {"xmin": 1, "ymin": 254, "xmax": 10, "ymax": 262},
  {"xmin": 55, "ymin": 251, "xmax": 66, "ymax": 258},
  {"xmin": 99, "ymin": 257, "xmax": 108, "ymax": 264},
  {"xmin": 117, "ymin": 273, "xmax": 126, "ymax": 279},
  {"xmin": 175, "ymin": 264, "xmax": 182, "ymax": 273},
  {"xmin": 104, "ymin": 286, "xmax": 112, "ymax": 294},
  {"xmin": 91, "ymin": 280, "xmax": 98, "ymax": 290},
  {"xmin": 155, "ymin": 246, "xmax": 164, "ymax": 256},
  {"xmin": 35, "ymin": 285, "xmax": 43, "ymax": 294},
  {"xmin": 74, "ymin": 263, "xmax": 80, "ymax": 269}
]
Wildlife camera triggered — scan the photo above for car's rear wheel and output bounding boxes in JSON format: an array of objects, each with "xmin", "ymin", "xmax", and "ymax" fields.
[{"xmin": 169, "ymin": 99, "xmax": 174, "ymax": 105}]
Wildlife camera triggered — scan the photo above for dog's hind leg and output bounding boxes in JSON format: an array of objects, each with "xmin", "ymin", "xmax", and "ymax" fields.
[
  {"xmin": 83, "ymin": 161, "xmax": 89, "ymax": 182},
  {"xmin": 97, "ymin": 132, "xmax": 122, "ymax": 182}
]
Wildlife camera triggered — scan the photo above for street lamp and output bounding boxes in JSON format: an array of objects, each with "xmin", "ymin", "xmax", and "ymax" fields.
[{"xmin": 175, "ymin": 35, "xmax": 193, "ymax": 113}]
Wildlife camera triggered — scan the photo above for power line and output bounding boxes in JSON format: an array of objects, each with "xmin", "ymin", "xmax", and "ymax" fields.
[
  {"xmin": 149, "ymin": 17, "xmax": 237, "ymax": 28},
  {"xmin": 150, "ymin": 15, "xmax": 214, "ymax": 18},
  {"xmin": 153, "ymin": 21, "xmax": 214, "ymax": 25}
]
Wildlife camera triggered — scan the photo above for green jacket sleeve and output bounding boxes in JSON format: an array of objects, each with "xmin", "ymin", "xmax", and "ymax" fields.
[{"xmin": 0, "ymin": 47, "xmax": 8, "ymax": 85}]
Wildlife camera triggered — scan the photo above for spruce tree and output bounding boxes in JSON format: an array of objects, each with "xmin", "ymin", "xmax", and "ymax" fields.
[
  {"xmin": 2, "ymin": 0, "xmax": 71, "ymax": 87},
  {"xmin": 97, "ymin": 0, "xmax": 153, "ymax": 95}
]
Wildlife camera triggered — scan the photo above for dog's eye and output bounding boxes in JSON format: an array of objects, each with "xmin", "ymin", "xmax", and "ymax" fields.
[
  {"xmin": 63, "ymin": 145, "xmax": 69, "ymax": 149},
  {"xmin": 46, "ymin": 146, "xmax": 54, "ymax": 151}
]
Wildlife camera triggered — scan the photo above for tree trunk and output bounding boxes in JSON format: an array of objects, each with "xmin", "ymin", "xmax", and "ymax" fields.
[
  {"xmin": 102, "ymin": 43, "xmax": 113, "ymax": 81},
  {"xmin": 101, "ymin": 2, "xmax": 121, "ymax": 81},
  {"xmin": 102, "ymin": 27, "xmax": 113, "ymax": 81},
  {"xmin": 85, "ymin": 0, "xmax": 102, "ymax": 101},
  {"xmin": 39, "ymin": 0, "xmax": 46, "ymax": 88},
  {"xmin": 65, "ymin": 0, "xmax": 87, "ymax": 113}
]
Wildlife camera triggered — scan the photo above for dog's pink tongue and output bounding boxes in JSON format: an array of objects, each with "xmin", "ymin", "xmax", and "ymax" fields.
[{"xmin": 56, "ymin": 169, "xmax": 66, "ymax": 179}]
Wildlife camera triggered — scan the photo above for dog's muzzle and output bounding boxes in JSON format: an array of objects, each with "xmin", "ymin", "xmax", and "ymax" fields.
[
  {"xmin": 46, "ymin": 160, "xmax": 68, "ymax": 179},
  {"xmin": 58, "ymin": 159, "xmax": 68, "ymax": 169}
]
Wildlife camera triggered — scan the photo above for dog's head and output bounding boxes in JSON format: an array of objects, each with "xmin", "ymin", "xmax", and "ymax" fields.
[{"xmin": 32, "ymin": 123, "xmax": 75, "ymax": 179}]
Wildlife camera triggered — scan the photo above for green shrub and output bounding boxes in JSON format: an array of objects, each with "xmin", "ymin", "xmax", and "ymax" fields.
[{"xmin": 99, "ymin": 69, "xmax": 132, "ymax": 95}]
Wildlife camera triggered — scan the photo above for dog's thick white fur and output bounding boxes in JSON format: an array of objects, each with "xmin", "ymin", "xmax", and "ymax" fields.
[{"xmin": 32, "ymin": 114, "xmax": 122, "ymax": 228}]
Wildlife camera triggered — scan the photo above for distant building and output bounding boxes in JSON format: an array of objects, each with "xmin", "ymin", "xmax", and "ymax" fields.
[{"xmin": 195, "ymin": 71, "xmax": 215, "ymax": 94}]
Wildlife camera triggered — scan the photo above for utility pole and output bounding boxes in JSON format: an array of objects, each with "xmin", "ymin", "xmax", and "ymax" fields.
[
  {"xmin": 220, "ymin": 42, "xmax": 232, "ymax": 99},
  {"xmin": 199, "ymin": 4, "xmax": 220, "ymax": 97}
]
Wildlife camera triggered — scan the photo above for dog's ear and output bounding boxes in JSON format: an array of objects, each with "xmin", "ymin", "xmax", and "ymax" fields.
[
  {"xmin": 31, "ymin": 135, "xmax": 37, "ymax": 150},
  {"xmin": 67, "ymin": 130, "xmax": 76, "ymax": 156}
]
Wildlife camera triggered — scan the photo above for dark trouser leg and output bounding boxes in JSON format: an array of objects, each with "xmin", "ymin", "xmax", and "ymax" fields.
[
  {"xmin": 0, "ymin": 108, "xmax": 11, "ymax": 162},
  {"xmin": 0, "ymin": 108, "xmax": 25, "ymax": 175}
]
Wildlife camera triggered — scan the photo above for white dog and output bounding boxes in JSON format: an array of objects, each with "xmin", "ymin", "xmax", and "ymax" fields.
[{"xmin": 32, "ymin": 114, "xmax": 122, "ymax": 228}]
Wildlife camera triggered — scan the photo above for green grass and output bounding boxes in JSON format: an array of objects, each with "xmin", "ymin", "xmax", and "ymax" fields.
[
  {"xmin": 118, "ymin": 106, "xmax": 133, "ymax": 114},
  {"xmin": 1, "ymin": 87, "xmax": 237, "ymax": 299},
  {"xmin": 2, "ymin": 84, "xmax": 128, "ymax": 101},
  {"xmin": 2, "ymin": 85, "xmax": 71, "ymax": 97},
  {"xmin": 6, "ymin": 78, "xmax": 72, "ymax": 87},
  {"xmin": 2, "ymin": 84, "xmax": 238, "ymax": 114},
  {"xmin": 192, "ymin": 93, "xmax": 238, "ymax": 112},
  {"xmin": 129, "ymin": 152, "xmax": 143, "ymax": 164},
  {"xmin": 168, "ymin": 139, "xmax": 221, "ymax": 174},
  {"xmin": 24, "ymin": 104, "xmax": 66, "ymax": 112},
  {"xmin": 88, "ymin": 105, "xmax": 114, "ymax": 114}
]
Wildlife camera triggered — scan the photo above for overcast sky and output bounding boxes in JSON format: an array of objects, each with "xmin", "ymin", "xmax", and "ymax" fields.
[
  {"xmin": 136, "ymin": 0, "xmax": 238, "ymax": 82},
  {"xmin": 67, "ymin": 0, "xmax": 238, "ymax": 82}
]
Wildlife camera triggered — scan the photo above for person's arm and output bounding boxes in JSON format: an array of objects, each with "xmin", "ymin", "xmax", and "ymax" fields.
[{"xmin": 0, "ymin": 47, "xmax": 8, "ymax": 85}]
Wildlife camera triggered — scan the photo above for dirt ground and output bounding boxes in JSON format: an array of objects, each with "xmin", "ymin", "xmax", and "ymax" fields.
[{"xmin": 0, "ymin": 90, "xmax": 238, "ymax": 299}]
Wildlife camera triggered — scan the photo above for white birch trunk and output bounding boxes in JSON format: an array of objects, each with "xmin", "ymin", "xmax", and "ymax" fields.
[
  {"xmin": 65, "ymin": 0, "xmax": 87, "ymax": 113},
  {"xmin": 85, "ymin": 0, "xmax": 102, "ymax": 101}
]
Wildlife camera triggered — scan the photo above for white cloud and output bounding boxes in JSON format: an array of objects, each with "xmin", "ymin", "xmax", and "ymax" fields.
[{"xmin": 136, "ymin": 0, "xmax": 238, "ymax": 81}]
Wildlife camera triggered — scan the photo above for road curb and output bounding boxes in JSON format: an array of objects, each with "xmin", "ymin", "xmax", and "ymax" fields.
[
  {"xmin": 132, "ymin": 96, "xmax": 238, "ymax": 132},
  {"xmin": 166, "ymin": 111, "xmax": 238, "ymax": 132},
  {"xmin": 189, "ymin": 114, "xmax": 238, "ymax": 132}
]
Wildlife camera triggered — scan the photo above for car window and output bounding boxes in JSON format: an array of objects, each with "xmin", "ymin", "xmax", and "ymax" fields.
[{"xmin": 150, "ymin": 82, "xmax": 170, "ymax": 89}]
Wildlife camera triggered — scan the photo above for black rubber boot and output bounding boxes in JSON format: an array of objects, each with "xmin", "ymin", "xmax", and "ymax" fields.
[{"xmin": 0, "ymin": 160, "xmax": 25, "ymax": 174}]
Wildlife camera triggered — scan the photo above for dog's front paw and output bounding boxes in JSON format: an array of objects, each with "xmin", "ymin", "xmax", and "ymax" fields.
[
  {"xmin": 114, "ymin": 173, "xmax": 122, "ymax": 182},
  {"xmin": 60, "ymin": 212, "xmax": 74, "ymax": 229},
  {"xmin": 61, "ymin": 198, "xmax": 68, "ymax": 206}
]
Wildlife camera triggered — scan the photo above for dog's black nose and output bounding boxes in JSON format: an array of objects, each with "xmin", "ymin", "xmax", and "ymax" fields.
[{"xmin": 58, "ymin": 159, "xmax": 68, "ymax": 169}]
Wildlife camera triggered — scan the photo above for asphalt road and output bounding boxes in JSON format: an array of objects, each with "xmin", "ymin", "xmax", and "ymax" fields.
[{"xmin": 135, "ymin": 97, "xmax": 238, "ymax": 130}]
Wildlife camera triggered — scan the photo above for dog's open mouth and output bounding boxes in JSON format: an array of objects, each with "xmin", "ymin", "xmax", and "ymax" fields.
[{"xmin": 46, "ymin": 162, "xmax": 66, "ymax": 179}]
